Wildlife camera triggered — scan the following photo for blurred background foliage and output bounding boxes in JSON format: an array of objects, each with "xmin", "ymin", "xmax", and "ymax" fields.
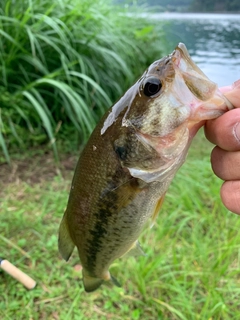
[{"xmin": 0, "ymin": 0, "xmax": 166, "ymax": 162}]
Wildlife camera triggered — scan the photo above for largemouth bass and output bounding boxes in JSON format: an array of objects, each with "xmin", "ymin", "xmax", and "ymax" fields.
[{"xmin": 58, "ymin": 43, "xmax": 233, "ymax": 292}]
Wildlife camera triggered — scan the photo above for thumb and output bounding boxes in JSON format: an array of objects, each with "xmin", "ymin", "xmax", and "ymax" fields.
[
  {"xmin": 220, "ymin": 79, "xmax": 240, "ymax": 108},
  {"xmin": 204, "ymin": 79, "xmax": 240, "ymax": 151}
]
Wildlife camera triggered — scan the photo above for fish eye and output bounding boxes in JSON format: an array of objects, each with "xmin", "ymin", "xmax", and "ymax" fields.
[{"xmin": 143, "ymin": 77, "xmax": 162, "ymax": 97}]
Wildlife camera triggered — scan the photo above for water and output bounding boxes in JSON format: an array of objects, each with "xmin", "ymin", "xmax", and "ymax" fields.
[{"xmin": 150, "ymin": 13, "xmax": 240, "ymax": 87}]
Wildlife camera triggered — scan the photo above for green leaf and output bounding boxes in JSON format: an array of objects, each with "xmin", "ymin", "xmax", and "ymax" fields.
[
  {"xmin": 22, "ymin": 90, "xmax": 58, "ymax": 158},
  {"xmin": 0, "ymin": 128, "xmax": 10, "ymax": 163}
]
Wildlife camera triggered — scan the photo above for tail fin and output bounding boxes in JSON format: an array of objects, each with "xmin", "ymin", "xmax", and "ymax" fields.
[
  {"xmin": 58, "ymin": 213, "xmax": 75, "ymax": 261},
  {"xmin": 82, "ymin": 269, "xmax": 121, "ymax": 292},
  {"xmin": 82, "ymin": 269, "xmax": 103, "ymax": 292}
]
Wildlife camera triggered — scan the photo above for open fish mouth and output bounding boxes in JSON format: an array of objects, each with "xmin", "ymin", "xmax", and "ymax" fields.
[
  {"xmin": 170, "ymin": 42, "xmax": 233, "ymax": 117},
  {"xmin": 171, "ymin": 43, "xmax": 207, "ymax": 78}
]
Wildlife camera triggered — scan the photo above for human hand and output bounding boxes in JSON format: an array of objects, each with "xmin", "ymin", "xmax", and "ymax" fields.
[{"xmin": 205, "ymin": 80, "xmax": 240, "ymax": 214}]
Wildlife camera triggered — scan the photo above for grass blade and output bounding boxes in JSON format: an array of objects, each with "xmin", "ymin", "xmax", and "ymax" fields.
[{"xmin": 22, "ymin": 90, "xmax": 58, "ymax": 158}]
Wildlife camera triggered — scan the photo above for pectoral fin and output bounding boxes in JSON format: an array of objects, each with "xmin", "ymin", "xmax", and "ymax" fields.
[
  {"xmin": 151, "ymin": 193, "xmax": 166, "ymax": 228},
  {"xmin": 58, "ymin": 212, "xmax": 75, "ymax": 261}
]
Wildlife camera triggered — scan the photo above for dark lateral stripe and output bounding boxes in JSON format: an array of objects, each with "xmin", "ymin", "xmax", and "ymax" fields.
[{"xmin": 86, "ymin": 192, "xmax": 118, "ymax": 274}]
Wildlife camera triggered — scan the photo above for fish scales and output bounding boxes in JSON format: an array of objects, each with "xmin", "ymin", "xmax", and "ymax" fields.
[
  {"xmin": 66, "ymin": 113, "xmax": 166, "ymax": 272},
  {"xmin": 58, "ymin": 43, "xmax": 233, "ymax": 292}
]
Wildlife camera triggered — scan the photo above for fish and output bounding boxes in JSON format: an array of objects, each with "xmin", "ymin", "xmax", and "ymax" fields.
[{"xmin": 58, "ymin": 43, "xmax": 233, "ymax": 292}]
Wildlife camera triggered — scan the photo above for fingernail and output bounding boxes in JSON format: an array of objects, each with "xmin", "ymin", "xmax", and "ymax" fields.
[
  {"xmin": 233, "ymin": 122, "xmax": 240, "ymax": 144},
  {"xmin": 233, "ymin": 79, "xmax": 240, "ymax": 89}
]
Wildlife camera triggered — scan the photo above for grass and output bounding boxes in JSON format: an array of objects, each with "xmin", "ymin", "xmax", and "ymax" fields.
[
  {"xmin": 1, "ymin": 129, "xmax": 240, "ymax": 319},
  {"xmin": 0, "ymin": 0, "xmax": 165, "ymax": 162}
]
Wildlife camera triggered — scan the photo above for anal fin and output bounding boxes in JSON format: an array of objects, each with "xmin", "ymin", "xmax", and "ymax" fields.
[{"xmin": 111, "ymin": 274, "xmax": 121, "ymax": 287}]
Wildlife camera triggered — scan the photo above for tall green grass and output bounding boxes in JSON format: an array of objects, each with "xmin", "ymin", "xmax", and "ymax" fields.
[{"xmin": 0, "ymin": 0, "xmax": 165, "ymax": 162}]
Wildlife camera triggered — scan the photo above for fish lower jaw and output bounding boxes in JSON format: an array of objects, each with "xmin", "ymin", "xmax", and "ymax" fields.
[
  {"xmin": 190, "ymin": 107, "xmax": 226, "ymax": 123},
  {"xmin": 189, "ymin": 90, "xmax": 233, "ymax": 121}
]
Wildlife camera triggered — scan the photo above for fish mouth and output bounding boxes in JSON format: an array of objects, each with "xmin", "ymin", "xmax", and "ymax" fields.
[
  {"xmin": 171, "ymin": 43, "xmax": 209, "ymax": 79},
  {"xmin": 170, "ymin": 42, "xmax": 233, "ymax": 114}
]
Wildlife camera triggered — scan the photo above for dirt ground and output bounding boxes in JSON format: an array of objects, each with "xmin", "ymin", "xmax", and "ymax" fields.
[{"xmin": 0, "ymin": 151, "xmax": 78, "ymax": 187}]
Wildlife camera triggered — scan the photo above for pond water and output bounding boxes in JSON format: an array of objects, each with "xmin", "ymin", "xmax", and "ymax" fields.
[{"xmin": 150, "ymin": 13, "xmax": 240, "ymax": 87}]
